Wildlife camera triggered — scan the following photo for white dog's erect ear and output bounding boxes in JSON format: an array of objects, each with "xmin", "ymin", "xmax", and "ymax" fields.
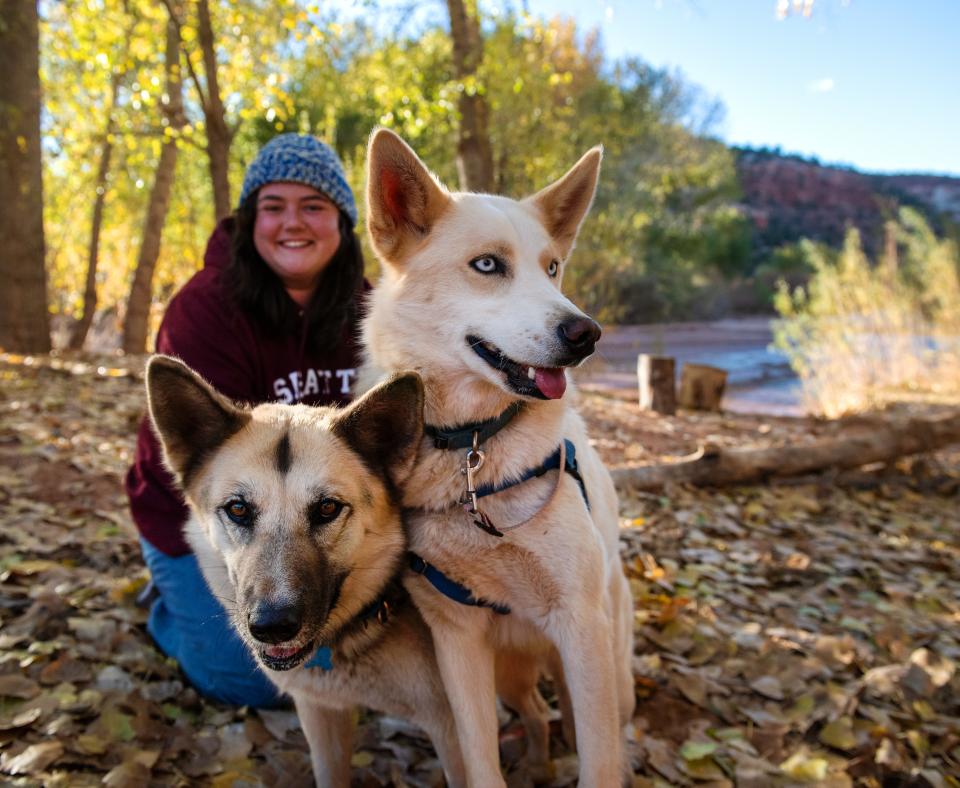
[
  {"xmin": 145, "ymin": 355, "xmax": 250, "ymax": 487},
  {"xmin": 529, "ymin": 146, "xmax": 603, "ymax": 259},
  {"xmin": 332, "ymin": 372, "xmax": 424, "ymax": 488},
  {"xmin": 366, "ymin": 128, "xmax": 451, "ymax": 263}
]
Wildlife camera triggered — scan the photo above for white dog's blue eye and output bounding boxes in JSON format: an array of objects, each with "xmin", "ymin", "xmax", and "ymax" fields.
[
  {"xmin": 469, "ymin": 255, "xmax": 504, "ymax": 275},
  {"xmin": 547, "ymin": 260, "xmax": 559, "ymax": 277}
]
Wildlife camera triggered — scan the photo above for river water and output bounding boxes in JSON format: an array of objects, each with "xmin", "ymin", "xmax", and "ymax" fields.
[{"xmin": 573, "ymin": 317, "xmax": 805, "ymax": 416}]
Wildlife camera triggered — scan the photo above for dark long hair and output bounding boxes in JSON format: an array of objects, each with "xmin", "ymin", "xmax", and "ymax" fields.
[{"xmin": 227, "ymin": 191, "xmax": 364, "ymax": 353}]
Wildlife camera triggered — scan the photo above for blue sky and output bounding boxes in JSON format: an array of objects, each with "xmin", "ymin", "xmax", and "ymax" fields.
[{"xmin": 517, "ymin": 0, "xmax": 960, "ymax": 176}]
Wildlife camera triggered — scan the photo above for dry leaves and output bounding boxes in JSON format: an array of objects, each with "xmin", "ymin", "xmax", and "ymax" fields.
[
  {"xmin": 1, "ymin": 352, "xmax": 959, "ymax": 786},
  {"xmin": 618, "ymin": 454, "xmax": 960, "ymax": 786}
]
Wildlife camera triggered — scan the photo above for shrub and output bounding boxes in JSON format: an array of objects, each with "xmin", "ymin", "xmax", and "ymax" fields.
[{"xmin": 773, "ymin": 209, "xmax": 960, "ymax": 417}]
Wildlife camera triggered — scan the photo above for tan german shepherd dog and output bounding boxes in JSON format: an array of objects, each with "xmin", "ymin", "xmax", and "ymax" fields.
[
  {"xmin": 145, "ymin": 356, "xmax": 466, "ymax": 788},
  {"xmin": 359, "ymin": 129, "xmax": 635, "ymax": 786}
]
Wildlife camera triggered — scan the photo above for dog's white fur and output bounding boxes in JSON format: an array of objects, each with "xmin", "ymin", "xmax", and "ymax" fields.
[{"xmin": 359, "ymin": 129, "xmax": 635, "ymax": 786}]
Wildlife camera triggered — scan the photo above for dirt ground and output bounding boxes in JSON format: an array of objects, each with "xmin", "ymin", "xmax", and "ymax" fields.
[{"xmin": 1, "ymin": 351, "xmax": 958, "ymax": 787}]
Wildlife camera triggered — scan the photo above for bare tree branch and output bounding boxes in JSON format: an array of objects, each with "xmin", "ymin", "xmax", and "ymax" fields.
[{"xmin": 158, "ymin": 0, "xmax": 210, "ymax": 114}]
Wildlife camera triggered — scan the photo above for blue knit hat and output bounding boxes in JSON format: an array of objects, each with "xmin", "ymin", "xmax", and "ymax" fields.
[{"xmin": 239, "ymin": 134, "xmax": 358, "ymax": 225}]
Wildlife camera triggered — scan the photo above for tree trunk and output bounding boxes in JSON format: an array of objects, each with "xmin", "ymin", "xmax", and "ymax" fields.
[
  {"xmin": 196, "ymin": 0, "xmax": 232, "ymax": 220},
  {"xmin": 445, "ymin": 0, "xmax": 494, "ymax": 193},
  {"xmin": 0, "ymin": 0, "xmax": 50, "ymax": 352},
  {"xmin": 637, "ymin": 354, "xmax": 676, "ymax": 415},
  {"xmin": 678, "ymin": 363, "xmax": 728, "ymax": 411},
  {"xmin": 70, "ymin": 73, "xmax": 122, "ymax": 351},
  {"xmin": 122, "ymin": 13, "xmax": 184, "ymax": 354},
  {"xmin": 610, "ymin": 411, "xmax": 960, "ymax": 492}
]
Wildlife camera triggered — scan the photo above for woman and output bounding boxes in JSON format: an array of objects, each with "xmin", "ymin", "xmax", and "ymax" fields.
[{"xmin": 125, "ymin": 134, "xmax": 366, "ymax": 706}]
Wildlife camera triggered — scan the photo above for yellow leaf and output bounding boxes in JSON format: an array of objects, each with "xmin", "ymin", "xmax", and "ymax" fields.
[
  {"xmin": 780, "ymin": 750, "xmax": 829, "ymax": 782},
  {"xmin": 350, "ymin": 751, "xmax": 374, "ymax": 768},
  {"xmin": 906, "ymin": 729, "xmax": 929, "ymax": 758},
  {"xmin": 818, "ymin": 717, "xmax": 857, "ymax": 751}
]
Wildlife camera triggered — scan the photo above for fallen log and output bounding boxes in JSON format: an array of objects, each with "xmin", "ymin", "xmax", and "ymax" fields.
[{"xmin": 610, "ymin": 411, "xmax": 960, "ymax": 491}]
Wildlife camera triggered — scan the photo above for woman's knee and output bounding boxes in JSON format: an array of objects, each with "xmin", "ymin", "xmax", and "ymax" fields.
[{"xmin": 186, "ymin": 661, "xmax": 284, "ymax": 708}]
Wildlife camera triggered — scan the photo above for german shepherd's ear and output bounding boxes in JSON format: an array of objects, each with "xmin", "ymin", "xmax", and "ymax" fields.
[
  {"xmin": 332, "ymin": 372, "xmax": 424, "ymax": 488},
  {"xmin": 366, "ymin": 128, "xmax": 451, "ymax": 264},
  {"xmin": 528, "ymin": 146, "xmax": 602, "ymax": 260},
  {"xmin": 145, "ymin": 355, "xmax": 250, "ymax": 488}
]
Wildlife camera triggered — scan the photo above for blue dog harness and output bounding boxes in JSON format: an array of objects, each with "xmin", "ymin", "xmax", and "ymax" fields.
[
  {"xmin": 304, "ymin": 645, "xmax": 335, "ymax": 671},
  {"xmin": 304, "ymin": 595, "xmax": 391, "ymax": 671},
  {"xmin": 408, "ymin": 553, "xmax": 511, "ymax": 615},
  {"xmin": 474, "ymin": 438, "xmax": 588, "ymax": 507},
  {"xmin": 409, "ymin": 407, "xmax": 590, "ymax": 616}
]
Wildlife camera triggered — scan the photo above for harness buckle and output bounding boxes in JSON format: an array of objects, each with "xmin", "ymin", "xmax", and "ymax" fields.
[
  {"xmin": 458, "ymin": 432, "xmax": 485, "ymax": 506},
  {"xmin": 458, "ymin": 431, "xmax": 502, "ymax": 536}
]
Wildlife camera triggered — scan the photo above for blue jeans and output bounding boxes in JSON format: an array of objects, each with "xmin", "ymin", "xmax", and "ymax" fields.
[{"xmin": 140, "ymin": 538, "xmax": 284, "ymax": 708}]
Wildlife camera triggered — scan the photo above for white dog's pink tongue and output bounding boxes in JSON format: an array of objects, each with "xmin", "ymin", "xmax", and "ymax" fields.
[{"xmin": 534, "ymin": 367, "xmax": 567, "ymax": 399}]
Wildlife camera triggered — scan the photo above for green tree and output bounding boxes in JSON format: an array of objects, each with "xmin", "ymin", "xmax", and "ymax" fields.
[
  {"xmin": 68, "ymin": 3, "xmax": 137, "ymax": 349},
  {"xmin": 445, "ymin": 0, "xmax": 493, "ymax": 191},
  {"xmin": 38, "ymin": 4, "xmax": 750, "ymax": 340},
  {"xmin": 122, "ymin": 8, "xmax": 185, "ymax": 353},
  {"xmin": 162, "ymin": 0, "xmax": 234, "ymax": 221}
]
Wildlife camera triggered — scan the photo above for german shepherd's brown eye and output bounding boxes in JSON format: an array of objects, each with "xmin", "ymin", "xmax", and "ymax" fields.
[
  {"xmin": 224, "ymin": 499, "xmax": 253, "ymax": 527},
  {"xmin": 309, "ymin": 497, "xmax": 344, "ymax": 529}
]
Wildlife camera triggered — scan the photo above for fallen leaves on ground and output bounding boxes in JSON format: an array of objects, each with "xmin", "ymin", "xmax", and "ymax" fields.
[
  {"xmin": 617, "ymin": 473, "xmax": 960, "ymax": 787},
  {"xmin": 1, "ymin": 352, "xmax": 958, "ymax": 786}
]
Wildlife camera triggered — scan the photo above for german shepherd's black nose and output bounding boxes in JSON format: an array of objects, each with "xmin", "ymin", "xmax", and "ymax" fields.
[
  {"xmin": 557, "ymin": 315, "xmax": 602, "ymax": 360},
  {"xmin": 248, "ymin": 600, "xmax": 303, "ymax": 644}
]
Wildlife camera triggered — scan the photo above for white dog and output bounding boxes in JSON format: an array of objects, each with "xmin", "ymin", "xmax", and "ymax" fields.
[{"xmin": 358, "ymin": 129, "xmax": 635, "ymax": 786}]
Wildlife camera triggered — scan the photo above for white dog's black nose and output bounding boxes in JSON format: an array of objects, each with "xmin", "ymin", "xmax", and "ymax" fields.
[
  {"xmin": 557, "ymin": 315, "xmax": 602, "ymax": 358},
  {"xmin": 248, "ymin": 601, "xmax": 303, "ymax": 644}
]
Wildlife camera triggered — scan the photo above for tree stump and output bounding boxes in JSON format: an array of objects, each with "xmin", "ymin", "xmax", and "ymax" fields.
[
  {"xmin": 637, "ymin": 355, "xmax": 676, "ymax": 415},
  {"xmin": 678, "ymin": 363, "xmax": 727, "ymax": 411}
]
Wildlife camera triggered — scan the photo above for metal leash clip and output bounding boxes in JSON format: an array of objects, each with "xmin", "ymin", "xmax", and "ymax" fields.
[{"xmin": 460, "ymin": 431, "xmax": 503, "ymax": 537}]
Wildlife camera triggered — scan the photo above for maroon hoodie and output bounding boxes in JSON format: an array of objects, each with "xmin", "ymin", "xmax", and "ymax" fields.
[{"xmin": 125, "ymin": 218, "xmax": 366, "ymax": 556}]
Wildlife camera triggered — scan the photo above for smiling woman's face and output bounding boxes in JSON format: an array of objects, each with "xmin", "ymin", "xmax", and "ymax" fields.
[{"xmin": 253, "ymin": 182, "xmax": 342, "ymax": 304}]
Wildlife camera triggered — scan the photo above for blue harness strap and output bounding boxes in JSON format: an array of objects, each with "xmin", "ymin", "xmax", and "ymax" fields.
[
  {"xmin": 408, "ymin": 553, "xmax": 511, "ymax": 615},
  {"xmin": 304, "ymin": 646, "xmax": 334, "ymax": 670},
  {"xmin": 474, "ymin": 439, "xmax": 590, "ymax": 509},
  {"xmin": 407, "ymin": 439, "xmax": 590, "ymax": 616},
  {"xmin": 304, "ymin": 595, "xmax": 391, "ymax": 671}
]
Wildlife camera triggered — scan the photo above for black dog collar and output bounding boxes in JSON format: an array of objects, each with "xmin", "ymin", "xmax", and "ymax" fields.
[{"xmin": 424, "ymin": 401, "xmax": 523, "ymax": 450}]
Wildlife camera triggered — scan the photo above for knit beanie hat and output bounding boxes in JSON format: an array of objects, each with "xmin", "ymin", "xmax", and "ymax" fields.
[{"xmin": 239, "ymin": 134, "xmax": 358, "ymax": 225}]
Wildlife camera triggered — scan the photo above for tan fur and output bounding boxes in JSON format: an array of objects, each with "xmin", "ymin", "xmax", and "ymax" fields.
[
  {"xmin": 146, "ymin": 357, "xmax": 465, "ymax": 788},
  {"xmin": 361, "ymin": 129, "xmax": 635, "ymax": 786},
  {"xmin": 531, "ymin": 146, "xmax": 603, "ymax": 259}
]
